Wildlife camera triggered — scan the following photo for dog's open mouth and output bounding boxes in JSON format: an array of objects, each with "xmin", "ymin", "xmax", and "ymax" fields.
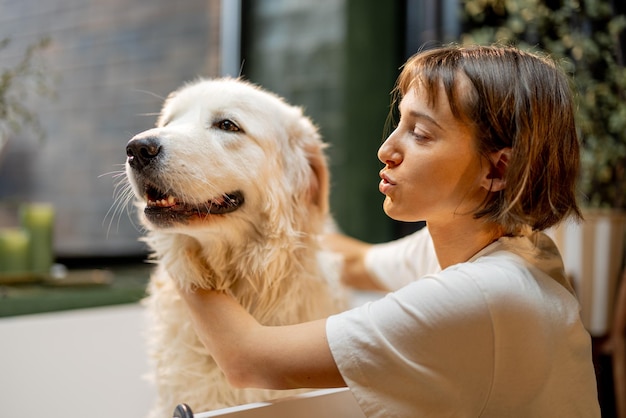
[{"xmin": 143, "ymin": 184, "xmax": 244, "ymax": 224}]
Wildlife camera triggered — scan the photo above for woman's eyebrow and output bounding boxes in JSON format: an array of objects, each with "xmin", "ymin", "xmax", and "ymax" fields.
[{"xmin": 407, "ymin": 110, "xmax": 443, "ymax": 130}]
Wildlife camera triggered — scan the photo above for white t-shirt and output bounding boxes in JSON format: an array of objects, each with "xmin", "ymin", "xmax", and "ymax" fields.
[{"xmin": 327, "ymin": 231, "xmax": 600, "ymax": 418}]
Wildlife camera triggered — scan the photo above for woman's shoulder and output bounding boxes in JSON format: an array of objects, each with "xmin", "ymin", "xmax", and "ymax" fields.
[
  {"xmin": 420, "ymin": 232, "xmax": 578, "ymax": 318},
  {"xmin": 467, "ymin": 231, "xmax": 575, "ymax": 295}
]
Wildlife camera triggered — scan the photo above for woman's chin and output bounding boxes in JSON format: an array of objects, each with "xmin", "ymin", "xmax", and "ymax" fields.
[{"xmin": 383, "ymin": 200, "xmax": 417, "ymax": 223}]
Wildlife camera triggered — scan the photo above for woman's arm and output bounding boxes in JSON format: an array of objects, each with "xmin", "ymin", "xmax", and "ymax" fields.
[
  {"xmin": 321, "ymin": 233, "xmax": 388, "ymax": 291},
  {"xmin": 178, "ymin": 287, "xmax": 347, "ymax": 390}
]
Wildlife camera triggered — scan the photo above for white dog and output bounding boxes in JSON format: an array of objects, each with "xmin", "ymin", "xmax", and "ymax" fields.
[{"xmin": 124, "ymin": 78, "xmax": 345, "ymax": 417}]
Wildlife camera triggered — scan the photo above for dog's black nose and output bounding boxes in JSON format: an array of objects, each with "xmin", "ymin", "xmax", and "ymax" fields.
[{"xmin": 126, "ymin": 136, "xmax": 161, "ymax": 170}]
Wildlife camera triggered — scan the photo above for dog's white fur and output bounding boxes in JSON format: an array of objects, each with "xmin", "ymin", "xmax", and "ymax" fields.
[{"xmin": 125, "ymin": 78, "xmax": 345, "ymax": 417}]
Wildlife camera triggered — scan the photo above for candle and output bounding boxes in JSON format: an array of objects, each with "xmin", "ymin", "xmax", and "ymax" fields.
[
  {"xmin": 0, "ymin": 228, "xmax": 30, "ymax": 274},
  {"xmin": 20, "ymin": 203, "xmax": 55, "ymax": 275}
]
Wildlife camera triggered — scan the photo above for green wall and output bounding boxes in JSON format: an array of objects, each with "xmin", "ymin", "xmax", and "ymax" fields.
[
  {"xmin": 242, "ymin": 0, "xmax": 402, "ymax": 243},
  {"xmin": 337, "ymin": 0, "xmax": 402, "ymax": 242}
]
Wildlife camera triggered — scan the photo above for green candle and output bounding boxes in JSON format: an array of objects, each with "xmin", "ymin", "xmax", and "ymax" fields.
[
  {"xmin": 20, "ymin": 203, "xmax": 55, "ymax": 275},
  {"xmin": 0, "ymin": 228, "xmax": 30, "ymax": 274}
]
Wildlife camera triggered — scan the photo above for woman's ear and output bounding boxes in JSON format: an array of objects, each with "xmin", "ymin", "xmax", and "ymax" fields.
[{"xmin": 481, "ymin": 147, "xmax": 511, "ymax": 192}]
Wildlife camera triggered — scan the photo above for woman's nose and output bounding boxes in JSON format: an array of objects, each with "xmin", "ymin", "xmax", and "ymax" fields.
[{"xmin": 378, "ymin": 129, "xmax": 402, "ymax": 166}]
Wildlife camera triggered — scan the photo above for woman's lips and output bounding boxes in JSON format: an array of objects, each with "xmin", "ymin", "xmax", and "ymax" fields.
[{"xmin": 379, "ymin": 171, "xmax": 395, "ymax": 194}]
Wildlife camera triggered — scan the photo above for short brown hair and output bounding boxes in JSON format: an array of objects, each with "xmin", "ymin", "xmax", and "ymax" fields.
[{"xmin": 393, "ymin": 44, "xmax": 582, "ymax": 233}]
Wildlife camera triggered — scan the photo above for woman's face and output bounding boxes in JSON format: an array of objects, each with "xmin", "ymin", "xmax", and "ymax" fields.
[{"xmin": 377, "ymin": 81, "xmax": 489, "ymax": 224}]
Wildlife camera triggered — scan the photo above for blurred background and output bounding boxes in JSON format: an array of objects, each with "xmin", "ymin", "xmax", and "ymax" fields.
[
  {"xmin": 0, "ymin": 0, "xmax": 456, "ymax": 262},
  {"xmin": 0, "ymin": 0, "xmax": 625, "ymax": 417}
]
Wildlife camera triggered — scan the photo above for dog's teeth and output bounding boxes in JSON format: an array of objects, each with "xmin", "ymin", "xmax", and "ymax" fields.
[{"xmin": 146, "ymin": 195, "xmax": 177, "ymax": 208}]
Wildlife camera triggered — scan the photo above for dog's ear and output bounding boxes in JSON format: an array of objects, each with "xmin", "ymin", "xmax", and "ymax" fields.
[
  {"xmin": 292, "ymin": 114, "xmax": 330, "ymax": 217},
  {"xmin": 305, "ymin": 139, "xmax": 330, "ymax": 216}
]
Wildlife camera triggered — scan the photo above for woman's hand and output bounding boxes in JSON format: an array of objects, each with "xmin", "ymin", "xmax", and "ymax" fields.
[
  {"xmin": 177, "ymin": 286, "xmax": 347, "ymax": 390},
  {"xmin": 321, "ymin": 233, "xmax": 388, "ymax": 291}
]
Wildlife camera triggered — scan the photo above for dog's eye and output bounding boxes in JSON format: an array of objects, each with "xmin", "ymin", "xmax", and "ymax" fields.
[{"xmin": 213, "ymin": 119, "xmax": 241, "ymax": 132}]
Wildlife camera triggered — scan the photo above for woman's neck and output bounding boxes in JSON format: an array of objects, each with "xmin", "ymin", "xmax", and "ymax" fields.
[{"xmin": 427, "ymin": 218, "xmax": 505, "ymax": 269}]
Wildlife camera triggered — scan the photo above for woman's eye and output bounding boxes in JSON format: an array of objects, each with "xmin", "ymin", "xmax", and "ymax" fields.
[
  {"xmin": 213, "ymin": 119, "xmax": 241, "ymax": 132},
  {"xmin": 412, "ymin": 131, "xmax": 430, "ymax": 142}
]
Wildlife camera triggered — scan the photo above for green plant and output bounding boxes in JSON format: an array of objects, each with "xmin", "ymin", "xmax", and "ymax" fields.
[
  {"xmin": 461, "ymin": 0, "xmax": 626, "ymax": 209},
  {"xmin": 0, "ymin": 36, "xmax": 54, "ymax": 146}
]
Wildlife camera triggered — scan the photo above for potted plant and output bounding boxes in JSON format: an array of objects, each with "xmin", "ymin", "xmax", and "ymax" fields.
[
  {"xmin": 460, "ymin": 0, "xmax": 626, "ymax": 336},
  {"xmin": 0, "ymin": 36, "xmax": 53, "ymax": 158}
]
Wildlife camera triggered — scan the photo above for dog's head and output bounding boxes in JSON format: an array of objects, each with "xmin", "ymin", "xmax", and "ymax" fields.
[{"xmin": 125, "ymin": 78, "xmax": 329, "ymax": 240}]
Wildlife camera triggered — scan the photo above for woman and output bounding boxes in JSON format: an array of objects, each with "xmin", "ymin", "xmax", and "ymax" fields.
[{"xmin": 177, "ymin": 45, "xmax": 600, "ymax": 417}]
